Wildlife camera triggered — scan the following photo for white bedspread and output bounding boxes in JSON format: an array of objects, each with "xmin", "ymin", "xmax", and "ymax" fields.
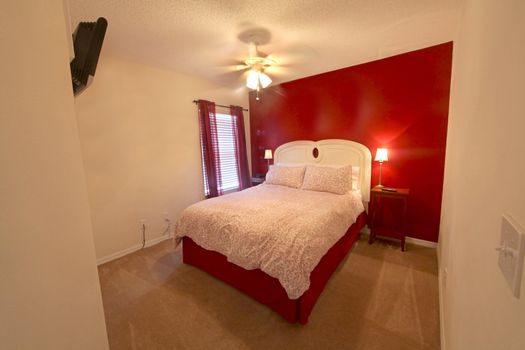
[{"xmin": 174, "ymin": 184, "xmax": 364, "ymax": 299}]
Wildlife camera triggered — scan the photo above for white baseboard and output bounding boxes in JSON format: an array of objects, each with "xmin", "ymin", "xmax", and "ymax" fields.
[
  {"xmin": 360, "ymin": 227, "xmax": 438, "ymax": 248},
  {"xmin": 96, "ymin": 234, "xmax": 172, "ymax": 266},
  {"xmin": 405, "ymin": 236, "xmax": 438, "ymax": 248}
]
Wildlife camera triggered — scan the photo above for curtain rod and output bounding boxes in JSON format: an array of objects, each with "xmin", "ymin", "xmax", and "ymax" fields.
[{"xmin": 192, "ymin": 100, "xmax": 248, "ymax": 112}]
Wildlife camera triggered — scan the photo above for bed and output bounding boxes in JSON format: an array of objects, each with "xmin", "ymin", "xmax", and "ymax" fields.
[{"xmin": 175, "ymin": 139, "xmax": 372, "ymax": 324}]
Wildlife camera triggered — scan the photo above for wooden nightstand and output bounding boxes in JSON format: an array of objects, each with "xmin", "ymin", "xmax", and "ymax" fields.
[
  {"xmin": 251, "ymin": 177, "xmax": 265, "ymax": 186},
  {"xmin": 369, "ymin": 186, "xmax": 410, "ymax": 251}
]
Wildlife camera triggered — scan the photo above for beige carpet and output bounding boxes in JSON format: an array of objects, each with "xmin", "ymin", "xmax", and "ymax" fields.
[{"xmin": 98, "ymin": 235, "xmax": 440, "ymax": 350}]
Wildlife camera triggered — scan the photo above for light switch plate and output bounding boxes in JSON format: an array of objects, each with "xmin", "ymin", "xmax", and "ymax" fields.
[{"xmin": 498, "ymin": 214, "xmax": 525, "ymax": 298}]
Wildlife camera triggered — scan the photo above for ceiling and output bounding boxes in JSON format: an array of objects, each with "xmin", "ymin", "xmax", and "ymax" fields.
[{"xmin": 67, "ymin": 0, "xmax": 462, "ymax": 89}]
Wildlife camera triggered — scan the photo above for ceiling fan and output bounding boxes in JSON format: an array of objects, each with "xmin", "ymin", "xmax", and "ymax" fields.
[
  {"xmin": 209, "ymin": 27, "xmax": 318, "ymax": 100},
  {"xmin": 210, "ymin": 28, "xmax": 279, "ymax": 100},
  {"xmin": 244, "ymin": 42, "xmax": 274, "ymax": 86},
  {"xmin": 242, "ymin": 41, "xmax": 276, "ymax": 100},
  {"xmin": 214, "ymin": 28, "xmax": 313, "ymax": 100}
]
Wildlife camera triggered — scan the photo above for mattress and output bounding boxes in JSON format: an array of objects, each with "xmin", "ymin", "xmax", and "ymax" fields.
[{"xmin": 174, "ymin": 184, "xmax": 364, "ymax": 299}]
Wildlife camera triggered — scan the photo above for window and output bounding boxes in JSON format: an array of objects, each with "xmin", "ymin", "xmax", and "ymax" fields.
[{"xmin": 200, "ymin": 113, "xmax": 240, "ymax": 196}]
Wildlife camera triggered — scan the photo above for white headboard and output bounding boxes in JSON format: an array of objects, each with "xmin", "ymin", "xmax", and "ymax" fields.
[{"xmin": 274, "ymin": 139, "xmax": 372, "ymax": 202}]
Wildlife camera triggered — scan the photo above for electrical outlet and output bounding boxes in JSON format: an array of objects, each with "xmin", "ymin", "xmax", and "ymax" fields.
[{"xmin": 497, "ymin": 213, "xmax": 525, "ymax": 298}]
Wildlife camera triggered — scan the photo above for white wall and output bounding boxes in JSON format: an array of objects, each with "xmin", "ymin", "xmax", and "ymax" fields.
[
  {"xmin": 74, "ymin": 55, "xmax": 249, "ymax": 261},
  {"xmin": 439, "ymin": 0, "xmax": 525, "ymax": 349},
  {"xmin": 0, "ymin": 2, "xmax": 108, "ymax": 349}
]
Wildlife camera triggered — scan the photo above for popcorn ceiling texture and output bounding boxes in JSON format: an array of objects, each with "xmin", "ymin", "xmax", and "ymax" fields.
[{"xmin": 67, "ymin": 0, "xmax": 461, "ymax": 88}]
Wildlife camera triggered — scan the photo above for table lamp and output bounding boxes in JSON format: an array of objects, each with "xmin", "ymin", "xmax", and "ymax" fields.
[
  {"xmin": 375, "ymin": 148, "xmax": 388, "ymax": 187},
  {"xmin": 264, "ymin": 149, "xmax": 273, "ymax": 171}
]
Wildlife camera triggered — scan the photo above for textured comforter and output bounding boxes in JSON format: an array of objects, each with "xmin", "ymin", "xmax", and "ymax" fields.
[{"xmin": 174, "ymin": 184, "xmax": 364, "ymax": 299}]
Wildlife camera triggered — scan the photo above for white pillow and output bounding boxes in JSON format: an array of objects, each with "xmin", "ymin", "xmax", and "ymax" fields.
[
  {"xmin": 301, "ymin": 165, "xmax": 352, "ymax": 195},
  {"xmin": 265, "ymin": 165, "xmax": 306, "ymax": 188}
]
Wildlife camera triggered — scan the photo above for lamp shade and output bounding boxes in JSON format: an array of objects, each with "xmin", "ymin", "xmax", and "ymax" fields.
[
  {"xmin": 375, "ymin": 148, "xmax": 388, "ymax": 162},
  {"xmin": 264, "ymin": 149, "xmax": 273, "ymax": 160},
  {"xmin": 259, "ymin": 72, "xmax": 272, "ymax": 88},
  {"xmin": 246, "ymin": 70, "xmax": 259, "ymax": 90}
]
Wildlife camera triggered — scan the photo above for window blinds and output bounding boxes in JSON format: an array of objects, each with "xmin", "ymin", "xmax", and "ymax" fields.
[{"xmin": 200, "ymin": 113, "xmax": 240, "ymax": 196}]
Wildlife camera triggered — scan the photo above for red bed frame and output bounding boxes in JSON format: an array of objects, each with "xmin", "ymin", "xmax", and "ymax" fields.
[{"xmin": 182, "ymin": 211, "xmax": 367, "ymax": 324}]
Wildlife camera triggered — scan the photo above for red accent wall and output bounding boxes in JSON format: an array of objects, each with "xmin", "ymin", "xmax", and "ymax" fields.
[{"xmin": 249, "ymin": 42, "xmax": 453, "ymax": 242}]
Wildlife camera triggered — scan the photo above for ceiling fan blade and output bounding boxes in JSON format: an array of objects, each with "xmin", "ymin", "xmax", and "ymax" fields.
[
  {"xmin": 267, "ymin": 44, "xmax": 319, "ymax": 66},
  {"xmin": 212, "ymin": 69, "xmax": 247, "ymax": 86},
  {"xmin": 214, "ymin": 58, "xmax": 250, "ymax": 70},
  {"xmin": 264, "ymin": 65, "xmax": 285, "ymax": 76},
  {"xmin": 234, "ymin": 64, "xmax": 251, "ymax": 71}
]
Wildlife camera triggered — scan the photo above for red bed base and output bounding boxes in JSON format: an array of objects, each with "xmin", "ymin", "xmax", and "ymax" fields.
[{"xmin": 182, "ymin": 212, "xmax": 367, "ymax": 324}]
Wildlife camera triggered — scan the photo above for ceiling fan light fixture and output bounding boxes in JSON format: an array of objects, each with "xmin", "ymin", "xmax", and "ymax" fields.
[
  {"xmin": 246, "ymin": 70, "xmax": 272, "ymax": 90},
  {"xmin": 246, "ymin": 70, "xmax": 260, "ymax": 89},
  {"xmin": 243, "ymin": 40, "xmax": 275, "ymax": 93},
  {"xmin": 259, "ymin": 72, "xmax": 272, "ymax": 88}
]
